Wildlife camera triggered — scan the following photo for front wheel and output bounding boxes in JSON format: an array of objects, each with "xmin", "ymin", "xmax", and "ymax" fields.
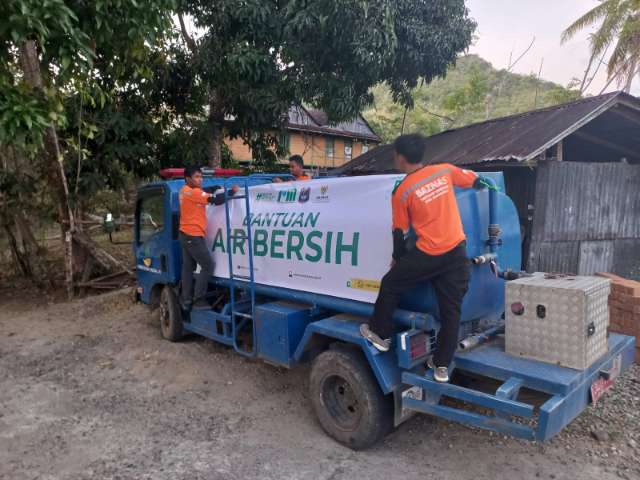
[
  {"xmin": 309, "ymin": 346, "xmax": 393, "ymax": 450},
  {"xmin": 159, "ymin": 286, "xmax": 183, "ymax": 342}
]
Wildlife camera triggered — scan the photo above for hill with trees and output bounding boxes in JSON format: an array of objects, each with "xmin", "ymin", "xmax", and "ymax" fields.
[{"xmin": 364, "ymin": 54, "xmax": 581, "ymax": 142}]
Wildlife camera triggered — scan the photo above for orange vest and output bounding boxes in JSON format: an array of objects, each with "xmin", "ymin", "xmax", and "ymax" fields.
[
  {"xmin": 179, "ymin": 185, "xmax": 211, "ymax": 237},
  {"xmin": 392, "ymin": 163, "xmax": 478, "ymax": 255}
]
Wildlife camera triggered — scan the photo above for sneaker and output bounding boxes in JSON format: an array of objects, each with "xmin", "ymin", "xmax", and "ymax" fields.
[
  {"xmin": 434, "ymin": 367, "xmax": 449, "ymax": 383},
  {"xmin": 359, "ymin": 324, "xmax": 391, "ymax": 352}
]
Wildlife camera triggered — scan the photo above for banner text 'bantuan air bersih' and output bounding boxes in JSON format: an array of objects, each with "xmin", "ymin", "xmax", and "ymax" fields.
[{"xmin": 205, "ymin": 175, "xmax": 404, "ymax": 304}]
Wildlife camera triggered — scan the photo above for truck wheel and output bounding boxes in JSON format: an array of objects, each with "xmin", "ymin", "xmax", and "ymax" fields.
[
  {"xmin": 159, "ymin": 286, "xmax": 183, "ymax": 342},
  {"xmin": 309, "ymin": 346, "xmax": 393, "ymax": 450}
]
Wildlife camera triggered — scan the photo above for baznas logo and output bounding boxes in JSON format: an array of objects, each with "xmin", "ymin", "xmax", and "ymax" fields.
[
  {"xmin": 256, "ymin": 192, "xmax": 275, "ymax": 202},
  {"xmin": 298, "ymin": 187, "xmax": 310, "ymax": 203},
  {"xmin": 143, "ymin": 258, "xmax": 152, "ymax": 267},
  {"xmin": 277, "ymin": 189, "xmax": 297, "ymax": 203},
  {"xmin": 320, "ymin": 185, "xmax": 328, "ymax": 195}
]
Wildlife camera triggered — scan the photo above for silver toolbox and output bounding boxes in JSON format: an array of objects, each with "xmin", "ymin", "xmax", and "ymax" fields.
[{"xmin": 505, "ymin": 274, "xmax": 610, "ymax": 370}]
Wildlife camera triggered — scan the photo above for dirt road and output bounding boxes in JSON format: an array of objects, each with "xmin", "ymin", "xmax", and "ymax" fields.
[{"xmin": 1, "ymin": 289, "xmax": 638, "ymax": 480}]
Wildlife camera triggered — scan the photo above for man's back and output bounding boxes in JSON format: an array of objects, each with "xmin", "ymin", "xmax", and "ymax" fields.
[{"xmin": 392, "ymin": 163, "xmax": 477, "ymax": 255}]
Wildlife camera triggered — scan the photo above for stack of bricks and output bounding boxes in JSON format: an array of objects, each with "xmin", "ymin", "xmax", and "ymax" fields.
[{"xmin": 596, "ymin": 272, "xmax": 640, "ymax": 362}]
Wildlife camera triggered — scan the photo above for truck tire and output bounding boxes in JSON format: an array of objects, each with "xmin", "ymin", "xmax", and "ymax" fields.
[
  {"xmin": 309, "ymin": 346, "xmax": 393, "ymax": 450},
  {"xmin": 159, "ymin": 286, "xmax": 183, "ymax": 342}
]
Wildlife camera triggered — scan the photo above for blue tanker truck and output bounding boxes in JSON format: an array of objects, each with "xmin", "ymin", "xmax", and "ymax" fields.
[{"xmin": 133, "ymin": 169, "xmax": 635, "ymax": 449}]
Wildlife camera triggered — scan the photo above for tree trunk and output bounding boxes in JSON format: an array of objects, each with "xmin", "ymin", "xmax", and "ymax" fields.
[
  {"xmin": 18, "ymin": 40, "xmax": 130, "ymax": 295},
  {"xmin": 2, "ymin": 220, "xmax": 30, "ymax": 277},
  {"xmin": 15, "ymin": 210, "xmax": 42, "ymax": 255},
  {"xmin": 208, "ymin": 122, "xmax": 223, "ymax": 168},
  {"xmin": 72, "ymin": 230, "xmax": 131, "ymax": 274},
  {"xmin": 19, "ymin": 40, "xmax": 76, "ymax": 298},
  {"xmin": 208, "ymin": 95, "xmax": 224, "ymax": 168},
  {"xmin": 623, "ymin": 58, "xmax": 637, "ymax": 93}
]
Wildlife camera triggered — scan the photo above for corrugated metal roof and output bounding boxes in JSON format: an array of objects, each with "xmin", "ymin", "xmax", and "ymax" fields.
[
  {"xmin": 335, "ymin": 91, "xmax": 640, "ymax": 174},
  {"xmin": 286, "ymin": 106, "xmax": 381, "ymax": 143}
]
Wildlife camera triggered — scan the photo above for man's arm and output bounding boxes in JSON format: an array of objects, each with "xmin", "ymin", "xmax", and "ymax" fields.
[
  {"xmin": 182, "ymin": 187, "xmax": 212, "ymax": 205},
  {"xmin": 449, "ymin": 164, "xmax": 479, "ymax": 188},
  {"xmin": 448, "ymin": 164, "xmax": 492, "ymax": 190},
  {"xmin": 208, "ymin": 185, "xmax": 240, "ymax": 205},
  {"xmin": 391, "ymin": 192, "xmax": 410, "ymax": 261}
]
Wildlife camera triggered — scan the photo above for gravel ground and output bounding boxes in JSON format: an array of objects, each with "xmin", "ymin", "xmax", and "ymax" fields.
[{"xmin": 0, "ymin": 288, "xmax": 638, "ymax": 480}]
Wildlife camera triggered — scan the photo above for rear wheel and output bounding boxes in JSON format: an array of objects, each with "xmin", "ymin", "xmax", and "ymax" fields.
[
  {"xmin": 159, "ymin": 286, "xmax": 183, "ymax": 341},
  {"xmin": 309, "ymin": 346, "xmax": 393, "ymax": 450}
]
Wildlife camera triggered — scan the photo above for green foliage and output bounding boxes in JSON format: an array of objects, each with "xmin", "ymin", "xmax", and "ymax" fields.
[
  {"xmin": 562, "ymin": 0, "xmax": 640, "ymax": 91},
  {"xmin": 364, "ymin": 55, "xmax": 583, "ymax": 142},
  {"xmin": 178, "ymin": 0, "xmax": 475, "ymax": 160},
  {"xmin": 442, "ymin": 68, "xmax": 490, "ymax": 119},
  {"xmin": 0, "ymin": 0, "xmax": 176, "ymax": 227}
]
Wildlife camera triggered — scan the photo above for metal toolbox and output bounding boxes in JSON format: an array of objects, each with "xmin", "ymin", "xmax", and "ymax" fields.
[{"xmin": 505, "ymin": 274, "xmax": 610, "ymax": 370}]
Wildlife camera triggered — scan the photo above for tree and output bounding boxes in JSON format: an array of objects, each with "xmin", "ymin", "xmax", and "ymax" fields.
[
  {"xmin": 1, "ymin": 0, "xmax": 174, "ymax": 296},
  {"xmin": 176, "ymin": 0, "xmax": 476, "ymax": 167},
  {"xmin": 562, "ymin": 0, "xmax": 640, "ymax": 93},
  {"xmin": 363, "ymin": 55, "xmax": 584, "ymax": 141}
]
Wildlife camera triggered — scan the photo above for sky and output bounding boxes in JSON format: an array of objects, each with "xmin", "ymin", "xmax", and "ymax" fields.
[{"xmin": 466, "ymin": 0, "xmax": 639, "ymax": 95}]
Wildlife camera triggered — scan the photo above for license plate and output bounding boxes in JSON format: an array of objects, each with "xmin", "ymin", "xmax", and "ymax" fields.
[{"xmin": 590, "ymin": 354, "xmax": 622, "ymax": 404}]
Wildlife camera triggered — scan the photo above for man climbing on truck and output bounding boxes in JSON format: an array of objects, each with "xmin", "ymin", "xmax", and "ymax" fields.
[
  {"xmin": 179, "ymin": 166, "xmax": 239, "ymax": 310},
  {"xmin": 360, "ymin": 133, "xmax": 488, "ymax": 383},
  {"xmin": 274, "ymin": 154, "xmax": 312, "ymax": 182}
]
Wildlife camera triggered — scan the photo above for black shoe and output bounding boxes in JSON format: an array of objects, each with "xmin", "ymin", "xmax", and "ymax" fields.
[{"xmin": 180, "ymin": 299, "xmax": 192, "ymax": 311}]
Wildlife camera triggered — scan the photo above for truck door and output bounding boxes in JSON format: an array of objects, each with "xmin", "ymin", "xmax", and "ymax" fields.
[{"xmin": 135, "ymin": 186, "xmax": 170, "ymax": 297}]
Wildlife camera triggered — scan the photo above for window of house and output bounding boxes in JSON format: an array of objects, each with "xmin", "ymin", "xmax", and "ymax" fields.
[
  {"xmin": 279, "ymin": 131, "xmax": 290, "ymax": 155},
  {"xmin": 325, "ymin": 138, "xmax": 335, "ymax": 158},
  {"xmin": 362, "ymin": 143, "xmax": 369, "ymax": 154},
  {"xmin": 344, "ymin": 139, "xmax": 353, "ymax": 161}
]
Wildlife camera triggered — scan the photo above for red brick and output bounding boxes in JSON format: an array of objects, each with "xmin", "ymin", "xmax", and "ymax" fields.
[
  {"xmin": 615, "ymin": 284, "xmax": 640, "ymax": 297},
  {"xmin": 596, "ymin": 272, "xmax": 626, "ymax": 282},
  {"xmin": 610, "ymin": 301, "xmax": 632, "ymax": 313},
  {"xmin": 617, "ymin": 294, "xmax": 640, "ymax": 308}
]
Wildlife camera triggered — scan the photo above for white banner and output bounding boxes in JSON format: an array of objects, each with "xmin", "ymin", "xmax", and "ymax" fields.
[{"xmin": 205, "ymin": 175, "xmax": 404, "ymax": 303}]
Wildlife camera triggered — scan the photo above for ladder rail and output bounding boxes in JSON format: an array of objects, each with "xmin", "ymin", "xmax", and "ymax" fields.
[{"xmin": 221, "ymin": 174, "xmax": 294, "ymax": 356}]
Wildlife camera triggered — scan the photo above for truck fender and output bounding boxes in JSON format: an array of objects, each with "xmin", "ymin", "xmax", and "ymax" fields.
[{"xmin": 293, "ymin": 320, "xmax": 402, "ymax": 395}]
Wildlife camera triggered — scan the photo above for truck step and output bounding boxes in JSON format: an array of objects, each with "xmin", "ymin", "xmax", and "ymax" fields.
[{"xmin": 402, "ymin": 371, "xmax": 534, "ymax": 418}]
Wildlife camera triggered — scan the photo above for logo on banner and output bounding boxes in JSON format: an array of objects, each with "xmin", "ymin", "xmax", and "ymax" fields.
[
  {"xmin": 277, "ymin": 189, "xmax": 297, "ymax": 203},
  {"xmin": 256, "ymin": 192, "xmax": 275, "ymax": 202},
  {"xmin": 312, "ymin": 185, "xmax": 330, "ymax": 203},
  {"xmin": 298, "ymin": 187, "xmax": 310, "ymax": 203},
  {"xmin": 347, "ymin": 278, "xmax": 381, "ymax": 292}
]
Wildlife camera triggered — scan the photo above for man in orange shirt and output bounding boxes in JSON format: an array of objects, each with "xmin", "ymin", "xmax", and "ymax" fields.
[
  {"xmin": 180, "ymin": 166, "xmax": 239, "ymax": 310},
  {"xmin": 360, "ymin": 134, "xmax": 487, "ymax": 383},
  {"xmin": 274, "ymin": 155, "xmax": 312, "ymax": 182}
]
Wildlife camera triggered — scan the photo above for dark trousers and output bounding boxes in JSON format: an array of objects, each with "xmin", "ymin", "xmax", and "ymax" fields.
[
  {"xmin": 370, "ymin": 242, "xmax": 470, "ymax": 367},
  {"xmin": 180, "ymin": 233, "xmax": 214, "ymax": 305}
]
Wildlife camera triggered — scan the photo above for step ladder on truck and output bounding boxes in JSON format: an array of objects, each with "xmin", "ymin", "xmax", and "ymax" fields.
[{"xmin": 133, "ymin": 169, "xmax": 636, "ymax": 450}]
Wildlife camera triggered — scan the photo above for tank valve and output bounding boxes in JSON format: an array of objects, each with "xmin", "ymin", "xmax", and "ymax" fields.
[{"xmin": 471, "ymin": 253, "xmax": 497, "ymax": 265}]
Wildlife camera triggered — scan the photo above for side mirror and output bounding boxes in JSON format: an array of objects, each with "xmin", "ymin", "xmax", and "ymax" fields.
[{"xmin": 103, "ymin": 213, "xmax": 115, "ymax": 234}]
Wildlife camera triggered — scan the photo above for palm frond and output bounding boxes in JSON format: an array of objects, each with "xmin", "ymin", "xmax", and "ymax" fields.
[{"xmin": 561, "ymin": 0, "xmax": 622, "ymax": 43}]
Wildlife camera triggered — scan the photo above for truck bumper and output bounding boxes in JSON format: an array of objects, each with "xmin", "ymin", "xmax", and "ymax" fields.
[{"xmin": 402, "ymin": 333, "xmax": 635, "ymax": 441}]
